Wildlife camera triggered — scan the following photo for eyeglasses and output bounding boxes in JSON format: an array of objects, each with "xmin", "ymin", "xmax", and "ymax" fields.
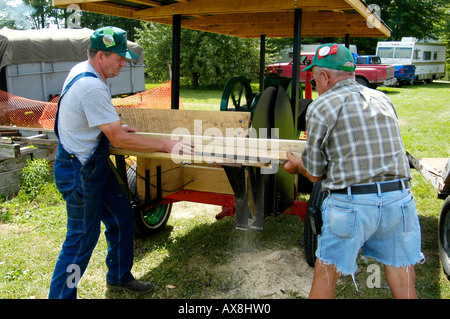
[{"xmin": 309, "ymin": 73, "xmax": 322, "ymax": 87}]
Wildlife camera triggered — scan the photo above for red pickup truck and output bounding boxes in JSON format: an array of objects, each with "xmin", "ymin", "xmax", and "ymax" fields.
[{"xmin": 266, "ymin": 52, "xmax": 397, "ymax": 89}]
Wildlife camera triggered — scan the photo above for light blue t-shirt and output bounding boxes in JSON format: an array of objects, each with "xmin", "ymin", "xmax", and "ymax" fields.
[{"xmin": 58, "ymin": 61, "xmax": 120, "ymax": 163}]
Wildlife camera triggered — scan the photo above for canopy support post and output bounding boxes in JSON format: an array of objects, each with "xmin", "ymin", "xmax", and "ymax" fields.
[
  {"xmin": 291, "ymin": 8, "xmax": 302, "ymax": 130},
  {"xmin": 171, "ymin": 14, "xmax": 181, "ymax": 110},
  {"xmin": 259, "ymin": 34, "xmax": 266, "ymax": 93}
]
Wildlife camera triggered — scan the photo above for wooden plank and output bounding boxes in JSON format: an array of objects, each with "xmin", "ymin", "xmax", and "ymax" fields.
[
  {"xmin": 136, "ymin": 161, "xmax": 234, "ymax": 201},
  {"xmin": 0, "ymin": 168, "xmax": 22, "ymax": 188},
  {"xmin": 172, "ymin": 8, "xmax": 386, "ymax": 38},
  {"xmin": 52, "ymin": 0, "xmax": 106, "ymax": 6},
  {"xmin": 11, "ymin": 136, "xmax": 58, "ymax": 146},
  {"xmin": 0, "ymin": 126, "xmax": 55, "ymax": 139},
  {"xmin": 133, "ymin": 0, "xmax": 353, "ymax": 19},
  {"xmin": 0, "ymin": 181, "xmax": 21, "ymax": 196},
  {"xmin": 223, "ymin": 25, "xmax": 387, "ymax": 38},
  {"xmin": 134, "ymin": 0, "xmax": 296, "ymax": 19},
  {"xmin": 124, "ymin": 0, "xmax": 161, "ymax": 6},
  {"xmin": 406, "ymin": 152, "xmax": 450, "ymax": 197},
  {"xmin": 52, "ymin": 0, "xmax": 390, "ymax": 38},
  {"xmin": 184, "ymin": 10, "xmax": 369, "ymax": 36},
  {"xmin": 115, "ymin": 108, "xmax": 250, "ymax": 137},
  {"xmin": 194, "ymin": 20, "xmax": 365, "ymax": 34},
  {"xmin": 181, "ymin": 11, "xmax": 363, "ymax": 28},
  {"xmin": 0, "ymin": 146, "xmax": 56, "ymax": 196},
  {"xmin": 0, "ymin": 147, "xmax": 55, "ymax": 172},
  {"xmin": 77, "ymin": 3, "xmax": 136, "ymax": 19},
  {"xmin": 444, "ymin": 158, "xmax": 450, "ymax": 187},
  {"xmin": 343, "ymin": 0, "xmax": 391, "ymax": 36},
  {"xmin": 134, "ymin": 132, "xmax": 305, "ymax": 156},
  {"xmin": 110, "ymin": 132, "xmax": 306, "ymax": 167},
  {"xmin": 0, "ymin": 129, "xmax": 20, "ymax": 137},
  {"xmin": 20, "ymin": 147, "xmax": 57, "ymax": 166},
  {"xmin": 136, "ymin": 158, "xmax": 184, "ymax": 200},
  {"xmin": 0, "ymin": 142, "xmax": 20, "ymax": 158},
  {"xmin": 110, "ymin": 148, "xmax": 274, "ymax": 168},
  {"xmin": 182, "ymin": 165, "xmax": 234, "ymax": 195}
]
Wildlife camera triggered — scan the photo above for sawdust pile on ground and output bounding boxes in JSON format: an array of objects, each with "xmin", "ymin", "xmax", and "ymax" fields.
[
  {"xmin": 212, "ymin": 247, "xmax": 314, "ymax": 299},
  {"xmin": 172, "ymin": 202, "xmax": 314, "ymax": 299}
]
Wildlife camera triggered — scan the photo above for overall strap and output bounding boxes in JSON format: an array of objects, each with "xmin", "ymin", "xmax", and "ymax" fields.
[
  {"xmin": 60, "ymin": 72, "xmax": 98, "ymax": 97},
  {"xmin": 54, "ymin": 72, "xmax": 97, "ymax": 138}
]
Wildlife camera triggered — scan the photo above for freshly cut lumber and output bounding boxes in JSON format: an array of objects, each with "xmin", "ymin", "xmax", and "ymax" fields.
[{"xmin": 110, "ymin": 132, "xmax": 306, "ymax": 167}]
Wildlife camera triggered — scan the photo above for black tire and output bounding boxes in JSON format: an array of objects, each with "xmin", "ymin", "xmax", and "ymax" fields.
[
  {"xmin": 304, "ymin": 207, "xmax": 317, "ymax": 267},
  {"xmin": 355, "ymin": 77, "xmax": 369, "ymax": 87},
  {"xmin": 304, "ymin": 181, "xmax": 328, "ymax": 267},
  {"xmin": 439, "ymin": 197, "xmax": 450, "ymax": 280},
  {"xmin": 127, "ymin": 164, "xmax": 172, "ymax": 238},
  {"xmin": 133, "ymin": 203, "xmax": 172, "ymax": 238}
]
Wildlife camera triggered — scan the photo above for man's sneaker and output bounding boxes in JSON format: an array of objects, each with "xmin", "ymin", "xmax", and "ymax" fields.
[{"xmin": 106, "ymin": 279, "xmax": 153, "ymax": 293}]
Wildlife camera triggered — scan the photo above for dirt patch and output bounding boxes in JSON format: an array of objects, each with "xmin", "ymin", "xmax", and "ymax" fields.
[
  {"xmin": 0, "ymin": 223, "xmax": 32, "ymax": 235},
  {"xmin": 171, "ymin": 202, "xmax": 314, "ymax": 299},
  {"xmin": 212, "ymin": 247, "xmax": 314, "ymax": 299}
]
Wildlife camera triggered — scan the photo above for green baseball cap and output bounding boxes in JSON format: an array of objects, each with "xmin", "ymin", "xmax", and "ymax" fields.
[
  {"xmin": 303, "ymin": 43, "xmax": 355, "ymax": 72},
  {"xmin": 90, "ymin": 26, "xmax": 138, "ymax": 60}
]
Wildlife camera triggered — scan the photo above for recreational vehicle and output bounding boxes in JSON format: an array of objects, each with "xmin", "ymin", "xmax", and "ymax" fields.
[{"xmin": 376, "ymin": 37, "xmax": 446, "ymax": 83}]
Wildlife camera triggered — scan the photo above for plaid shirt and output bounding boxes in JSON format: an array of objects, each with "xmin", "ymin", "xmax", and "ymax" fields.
[{"xmin": 302, "ymin": 78, "xmax": 411, "ymax": 191}]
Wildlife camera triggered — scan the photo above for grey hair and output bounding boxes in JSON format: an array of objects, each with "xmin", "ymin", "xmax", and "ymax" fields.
[
  {"xmin": 315, "ymin": 64, "xmax": 355, "ymax": 77},
  {"xmin": 87, "ymin": 46, "xmax": 113, "ymax": 59}
]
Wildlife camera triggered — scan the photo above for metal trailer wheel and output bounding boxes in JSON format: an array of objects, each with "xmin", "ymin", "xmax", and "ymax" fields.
[
  {"xmin": 126, "ymin": 164, "xmax": 172, "ymax": 238},
  {"xmin": 303, "ymin": 181, "xmax": 328, "ymax": 267},
  {"xmin": 133, "ymin": 203, "xmax": 172, "ymax": 238},
  {"xmin": 439, "ymin": 197, "xmax": 450, "ymax": 279}
]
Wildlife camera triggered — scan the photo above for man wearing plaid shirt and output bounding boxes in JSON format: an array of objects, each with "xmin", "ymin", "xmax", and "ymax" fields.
[{"xmin": 283, "ymin": 44, "xmax": 423, "ymax": 299}]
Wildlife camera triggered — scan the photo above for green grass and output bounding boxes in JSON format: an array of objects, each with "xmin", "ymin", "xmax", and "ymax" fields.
[
  {"xmin": 180, "ymin": 87, "xmax": 225, "ymax": 111},
  {"xmin": 0, "ymin": 81, "xmax": 449, "ymax": 300},
  {"xmin": 379, "ymin": 82, "xmax": 450, "ymax": 158}
]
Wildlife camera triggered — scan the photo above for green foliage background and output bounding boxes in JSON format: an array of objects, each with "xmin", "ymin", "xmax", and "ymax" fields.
[{"xmin": 135, "ymin": 22, "xmax": 268, "ymax": 87}]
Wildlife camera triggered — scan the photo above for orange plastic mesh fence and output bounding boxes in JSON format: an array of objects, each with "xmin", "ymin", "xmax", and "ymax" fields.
[{"xmin": 0, "ymin": 81, "xmax": 183, "ymax": 129}]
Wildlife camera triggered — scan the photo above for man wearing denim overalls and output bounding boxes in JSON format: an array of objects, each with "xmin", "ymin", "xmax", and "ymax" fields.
[
  {"xmin": 283, "ymin": 44, "xmax": 423, "ymax": 299},
  {"xmin": 49, "ymin": 26, "xmax": 195, "ymax": 299}
]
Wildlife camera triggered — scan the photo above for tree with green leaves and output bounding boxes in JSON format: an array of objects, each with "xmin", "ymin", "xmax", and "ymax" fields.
[
  {"xmin": 135, "ymin": 22, "xmax": 268, "ymax": 87},
  {"xmin": 22, "ymin": 0, "xmax": 59, "ymax": 29},
  {"xmin": 271, "ymin": 1, "xmax": 450, "ymax": 56},
  {"xmin": 368, "ymin": 0, "xmax": 449, "ymax": 41},
  {"xmin": 2, "ymin": 0, "xmax": 140, "ymax": 40},
  {"xmin": 63, "ymin": 10, "xmax": 141, "ymax": 41}
]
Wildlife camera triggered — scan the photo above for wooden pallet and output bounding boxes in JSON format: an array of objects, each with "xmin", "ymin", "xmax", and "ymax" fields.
[{"xmin": 0, "ymin": 127, "xmax": 57, "ymax": 196}]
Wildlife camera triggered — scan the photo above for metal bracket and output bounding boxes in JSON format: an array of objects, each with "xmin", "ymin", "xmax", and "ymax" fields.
[{"xmin": 136, "ymin": 165, "xmax": 163, "ymax": 211}]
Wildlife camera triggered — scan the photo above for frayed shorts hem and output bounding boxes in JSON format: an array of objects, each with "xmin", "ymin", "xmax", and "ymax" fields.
[
  {"xmin": 315, "ymin": 255, "xmax": 358, "ymax": 277},
  {"xmin": 362, "ymin": 252, "xmax": 426, "ymax": 270},
  {"xmin": 315, "ymin": 252, "xmax": 426, "ymax": 279}
]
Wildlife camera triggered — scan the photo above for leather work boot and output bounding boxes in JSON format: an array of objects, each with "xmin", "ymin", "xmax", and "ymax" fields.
[{"xmin": 106, "ymin": 279, "xmax": 154, "ymax": 293}]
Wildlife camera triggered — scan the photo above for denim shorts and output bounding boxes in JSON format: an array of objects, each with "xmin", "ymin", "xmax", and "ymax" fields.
[{"xmin": 316, "ymin": 180, "xmax": 424, "ymax": 276}]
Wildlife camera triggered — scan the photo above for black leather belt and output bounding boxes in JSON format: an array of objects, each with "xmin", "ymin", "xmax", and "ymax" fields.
[{"xmin": 331, "ymin": 180, "xmax": 411, "ymax": 194}]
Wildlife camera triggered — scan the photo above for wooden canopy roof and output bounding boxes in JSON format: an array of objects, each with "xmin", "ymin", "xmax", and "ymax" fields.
[{"xmin": 52, "ymin": 0, "xmax": 391, "ymax": 38}]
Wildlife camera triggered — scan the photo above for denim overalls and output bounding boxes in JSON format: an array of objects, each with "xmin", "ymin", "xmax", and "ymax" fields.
[{"xmin": 49, "ymin": 72, "xmax": 134, "ymax": 299}]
